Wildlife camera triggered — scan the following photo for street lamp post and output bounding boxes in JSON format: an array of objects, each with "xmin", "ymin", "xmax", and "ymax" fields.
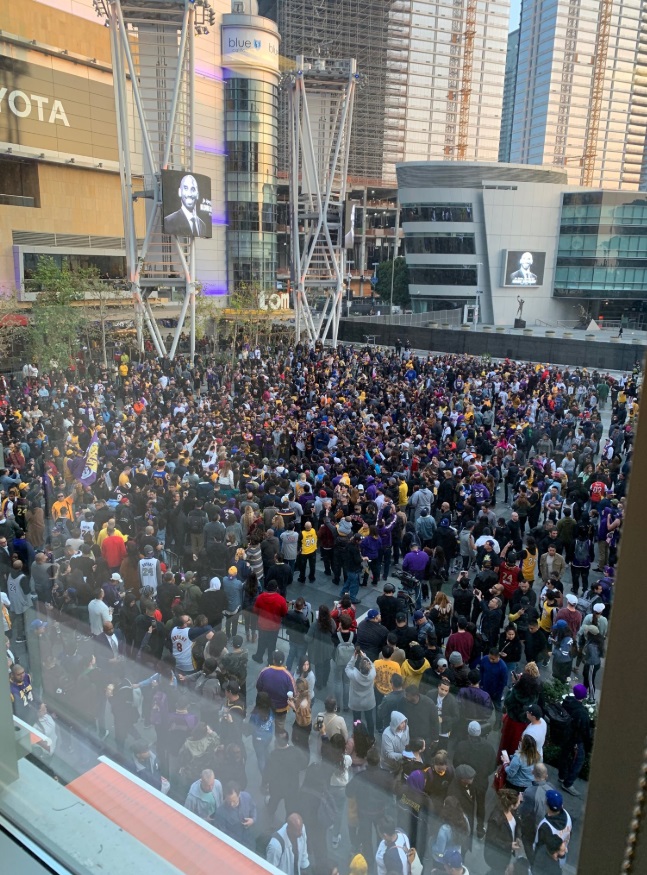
[
  {"xmin": 474, "ymin": 262, "xmax": 483, "ymax": 330},
  {"xmin": 389, "ymin": 194, "xmax": 401, "ymax": 315}
]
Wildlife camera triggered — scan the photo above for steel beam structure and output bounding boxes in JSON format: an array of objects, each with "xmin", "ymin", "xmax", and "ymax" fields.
[
  {"xmin": 286, "ymin": 56, "xmax": 357, "ymax": 345},
  {"xmin": 93, "ymin": 0, "xmax": 214, "ymax": 359}
]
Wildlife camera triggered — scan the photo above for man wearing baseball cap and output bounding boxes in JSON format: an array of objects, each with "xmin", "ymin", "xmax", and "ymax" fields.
[
  {"xmin": 581, "ymin": 599, "xmax": 608, "ymax": 638},
  {"xmin": 554, "ymin": 592, "xmax": 582, "ymax": 639},
  {"xmin": 428, "ymin": 848, "xmax": 468, "ymax": 874},
  {"xmin": 533, "ymin": 789, "xmax": 572, "ymax": 869}
]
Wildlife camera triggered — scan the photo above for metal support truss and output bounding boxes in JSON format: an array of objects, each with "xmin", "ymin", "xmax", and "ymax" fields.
[
  {"xmin": 286, "ymin": 56, "xmax": 357, "ymax": 345},
  {"xmin": 94, "ymin": 0, "xmax": 214, "ymax": 359}
]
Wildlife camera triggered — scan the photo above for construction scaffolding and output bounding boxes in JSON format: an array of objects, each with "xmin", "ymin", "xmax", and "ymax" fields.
[
  {"xmin": 93, "ymin": 0, "xmax": 215, "ymax": 360},
  {"xmin": 286, "ymin": 56, "xmax": 357, "ymax": 345},
  {"xmin": 456, "ymin": 0, "xmax": 477, "ymax": 161},
  {"xmin": 260, "ymin": 0, "xmax": 404, "ymax": 184},
  {"xmin": 581, "ymin": 0, "xmax": 613, "ymax": 186}
]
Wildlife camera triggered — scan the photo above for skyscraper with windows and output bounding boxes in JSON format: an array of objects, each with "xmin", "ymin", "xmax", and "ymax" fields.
[
  {"xmin": 499, "ymin": 28, "xmax": 519, "ymax": 163},
  {"xmin": 508, "ymin": 0, "xmax": 647, "ymax": 189},
  {"xmin": 260, "ymin": 0, "xmax": 510, "ymax": 184}
]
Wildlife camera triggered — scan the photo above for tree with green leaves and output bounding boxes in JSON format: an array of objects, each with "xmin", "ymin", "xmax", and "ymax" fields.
[
  {"xmin": 28, "ymin": 257, "xmax": 91, "ymax": 371},
  {"xmin": 0, "ymin": 289, "xmax": 27, "ymax": 366},
  {"xmin": 375, "ymin": 257, "xmax": 411, "ymax": 308}
]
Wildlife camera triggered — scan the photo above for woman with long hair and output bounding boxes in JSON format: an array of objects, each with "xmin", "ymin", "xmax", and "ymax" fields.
[
  {"xmin": 345, "ymin": 719, "xmax": 374, "ymax": 772},
  {"xmin": 429, "ymin": 591, "xmax": 453, "ymax": 644},
  {"xmin": 428, "ymin": 795, "xmax": 470, "ymax": 865},
  {"xmin": 306, "ymin": 604, "xmax": 336, "ymax": 691},
  {"xmin": 502, "ymin": 734, "xmax": 541, "ymax": 791},
  {"xmin": 321, "ymin": 732, "xmax": 352, "ymax": 849},
  {"xmin": 499, "ymin": 624, "xmax": 523, "ymax": 680},
  {"xmin": 241, "ymin": 506, "xmax": 258, "ymax": 545},
  {"xmin": 484, "ymin": 789, "xmax": 522, "ymax": 874},
  {"xmin": 289, "ymin": 677, "xmax": 312, "ymax": 750},
  {"xmin": 580, "ymin": 621, "xmax": 604, "ymax": 700},
  {"xmin": 498, "ymin": 662, "xmax": 541, "ymax": 762}
]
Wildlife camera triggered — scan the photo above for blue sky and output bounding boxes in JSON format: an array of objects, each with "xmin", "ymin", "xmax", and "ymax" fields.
[{"xmin": 510, "ymin": 0, "xmax": 521, "ymax": 31}]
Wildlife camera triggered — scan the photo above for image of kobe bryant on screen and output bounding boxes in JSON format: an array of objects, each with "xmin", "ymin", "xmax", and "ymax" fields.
[
  {"xmin": 509, "ymin": 251, "xmax": 537, "ymax": 285},
  {"xmin": 164, "ymin": 174, "xmax": 207, "ymax": 238}
]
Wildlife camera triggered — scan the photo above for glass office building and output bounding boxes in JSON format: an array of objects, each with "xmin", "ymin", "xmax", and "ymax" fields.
[
  {"xmin": 508, "ymin": 0, "xmax": 647, "ymax": 189},
  {"xmin": 556, "ymin": 190, "xmax": 647, "ymax": 324}
]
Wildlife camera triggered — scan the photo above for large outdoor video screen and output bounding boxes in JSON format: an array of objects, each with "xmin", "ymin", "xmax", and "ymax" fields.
[
  {"xmin": 503, "ymin": 250, "xmax": 546, "ymax": 287},
  {"xmin": 162, "ymin": 170, "xmax": 213, "ymax": 239}
]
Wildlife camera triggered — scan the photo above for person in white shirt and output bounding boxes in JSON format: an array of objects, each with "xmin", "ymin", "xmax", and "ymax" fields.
[
  {"xmin": 266, "ymin": 814, "xmax": 310, "ymax": 875},
  {"xmin": 88, "ymin": 588, "xmax": 111, "ymax": 637},
  {"xmin": 522, "ymin": 704, "xmax": 547, "ymax": 759},
  {"xmin": 375, "ymin": 817, "xmax": 410, "ymax": 875},
  {"xmin": 139, "ymin": 546, "xmax": 162, "ymax": 594},
  {"xmin": 34, "ymin": 701, "xmax": 57, "ymax": 757}
]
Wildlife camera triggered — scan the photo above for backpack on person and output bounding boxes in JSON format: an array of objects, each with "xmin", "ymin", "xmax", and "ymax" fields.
[
  {"xmin": 334, "ymin": 631, "xmax": 357, "ymax": 667},
  {"xmin": 188, "ymin": 510, "xmax": 205, "ymax": 535},
  {"xmin": 573, "ymin": 539, "xmax": 590, "ymax": 566},
  {"xmin": 576, "ymin": 591, "xmax": 599, "ymax": 616},
  {"xmin": 544, "ymin": 700, "xmax": 572, "ymax": 745},
  {"xmin": 256, "ymin": 830, "xmax": 285, "ymax": 861}
]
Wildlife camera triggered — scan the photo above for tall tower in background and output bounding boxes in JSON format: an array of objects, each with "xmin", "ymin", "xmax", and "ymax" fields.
[
  {"xmin": 221, "ymin": 5, "xmax": 280, "ymax": 295},
  {"xmin": 261, "ymin": 0, "xmax": 510, "ymax": 184},
  {"xmin": 387, "ymin": 0, "xmax": 510, "ymax": 175},
  {"xmin": 259, "ymin": 0, "xmax": 393, "ymax": 183},
  {"xmin": 499, "ymin": 28, "xmax": 519, "ymax": 163},
  {"xmin": 508, "ymin": 0, "xmax": 647, "ymax": 189}
]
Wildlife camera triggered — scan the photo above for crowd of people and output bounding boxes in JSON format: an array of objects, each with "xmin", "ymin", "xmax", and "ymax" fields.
[{"xmin": 2, "ymin": 340, "xmax": 636, "ymax": 875}]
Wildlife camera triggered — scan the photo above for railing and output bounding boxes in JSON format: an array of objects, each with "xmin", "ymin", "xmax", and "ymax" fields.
[{"xmin": 344, "ymin": 308, "xmax": 463, "ymax": 327}]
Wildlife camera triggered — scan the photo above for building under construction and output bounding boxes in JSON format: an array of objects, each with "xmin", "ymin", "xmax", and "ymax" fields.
[
  {"xmin": 259, "ymin": 0, "xmax": 406, "ymax": 184},
  {"xmin": 260, "ymin": 0, "xmax": 508, "ymax": 186}
]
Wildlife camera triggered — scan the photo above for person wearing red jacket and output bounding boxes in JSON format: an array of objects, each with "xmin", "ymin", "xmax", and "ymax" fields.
[
  {"xmin": 101, "ymin": 527, "xmax": 127, "ymax": 573},
  {"xmin": 252, "ymin": 580, "xmax": 288, "ymax": 664}
]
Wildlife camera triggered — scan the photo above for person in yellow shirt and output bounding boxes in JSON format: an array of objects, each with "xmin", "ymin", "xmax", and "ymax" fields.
[
  {"xmin": 397, "ymin": 476, "xmax": 408, "ymax": 510},
  {"xmin": 96, "ymin": 520, "xmax": 127, "ymax": 546},
  {"xmin": 400, "ymin": 644, "xmax": 430, "ymax": 687},
  {"xmin": 297, "ymin": 521, "xmax": 317, "ymax": 583},
  {"xmin": 374, "ymin": 644, "xmax": 402, "ymax": 709},
  {"xmin": 118, "ymin": 468, "xmax": 132, "ymax": 489},
  {"xmin": 51, "ymin": 491, "xmax": 74, "ymax": 522}
]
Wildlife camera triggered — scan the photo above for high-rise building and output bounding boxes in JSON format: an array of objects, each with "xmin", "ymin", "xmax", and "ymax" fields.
[
  {"xmin": 508, "ymin": 0, "xmax": 647, "ymax": 189},
  {"xmin": 260, "ymin": 0, "xmax": 510, "ymax": 184},
  {"xmin": 388, "ymin": 0, "xmax": 510, "ymax": 175},
  {"xmin": 498, "ymin": 28, "xmax": 519, "ymax": 163}
]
